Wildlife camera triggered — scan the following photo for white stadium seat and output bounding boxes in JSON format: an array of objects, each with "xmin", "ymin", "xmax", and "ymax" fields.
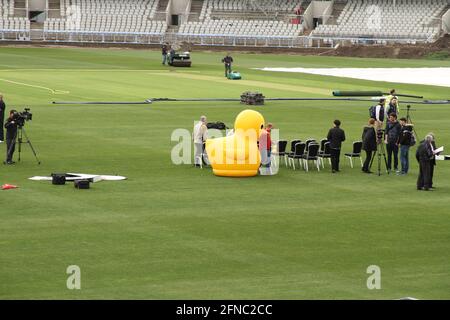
[
  {"xmin": 312, "ymin": 0, "xmax": 447, "ymax": 41},
  {"xmin": 44, "ymin": 0, "xmax": 165, "ymax": 34}
]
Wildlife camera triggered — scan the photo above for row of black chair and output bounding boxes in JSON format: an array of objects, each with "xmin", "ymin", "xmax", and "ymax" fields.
[{"xmin": 272, "ymin": 139, "xmax": 364, "ymax": 171}]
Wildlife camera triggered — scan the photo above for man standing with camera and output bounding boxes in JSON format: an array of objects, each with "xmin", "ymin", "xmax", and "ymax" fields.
[
  {"xmin": 0, "ymin": 94, "xmax": 5, "ymax": 143},
  {"xmin": 4, "ymin": 109, "xmax": 18, "ymax": 165},
  {"xmin": 385, "ymin": 113, "xmax": 401, "ymax": 173},
  {"xmin": 327, "ymin": 120, "xmax": 346, "ymax": 173}
]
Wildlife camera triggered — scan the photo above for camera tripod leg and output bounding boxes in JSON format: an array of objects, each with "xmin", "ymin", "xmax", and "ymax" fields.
[
  {"xmin": 369, "ymin": 151, "xmax": 375, "ymax": 169},
  {"xmin": 406, "ymin": 108, "xmax": 419, "ymax": 140},
  {"xmin": 370, "ymin": 144, "xmax": 389, "ymax": 176},
  {"xmin": 19, "ymin": 127, "xmax": 41, "ymax": 165},
  {"xmin": 17, "ymin": 129, "xmax": 22, "ymax": 162},
  {"xmin": 378, "ymin": 149, "xmax": 382, "ymax": 176},
  {"xmin": 380, "ymin": 143, "xmax": 389, "ymax": 174}
]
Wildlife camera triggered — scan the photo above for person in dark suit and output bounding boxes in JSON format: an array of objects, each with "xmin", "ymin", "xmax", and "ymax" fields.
[
  {"xmin": 416, "ymin": 135, "xmax": 435, "ymax": 191},
  {"xmin": 327, "ymin": 119, "xmax": 346, "ymax": 173},
  {"xmin": 362, "ymin": 118, "xmax": 377, "ymax": 173},
  {"xmin": 4, "ymin": 110, "xmax": 18, "ymax": 165},
  {"xmin": 0, "ymin": 94, "xmax": 5, "ymax": 142},
  {"xmin": 428, "ymin": 133, "xmax": 439, "ymax": 189}
]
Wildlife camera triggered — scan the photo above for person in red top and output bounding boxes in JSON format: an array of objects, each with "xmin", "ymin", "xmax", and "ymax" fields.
[{"xmin": 259, "ymin": 123, "xmax": 273, "ymax": 168}]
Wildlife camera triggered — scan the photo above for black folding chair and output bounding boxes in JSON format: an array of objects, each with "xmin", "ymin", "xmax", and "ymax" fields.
[
  {"xmin": 272, "ymin": 140, "xmax": 288, "ymax": 167},
  {"xmin": 305, "ymin": 139, "xmax": 317, "ymax": 152},
  {"xmin": 318, "ymin": 141, "xmax": 332, "ymax": 168},
  {"xmin": 287, "ymin": 142, "xmax": 305, "ymax": 170},
  {"xmin": 319, "ymin": 138, "xmax": 328, "ymax": 152},
  {"xmin": 345, "ymin": 141, "xmax": 363, "ymax": 168},
  {"xmin": 286, "ymin": 139, "xmax": 302, "ymax": 166},
  {"xmin": 301, "ymin": 143, "xmax": 320, "ymax": 172}
]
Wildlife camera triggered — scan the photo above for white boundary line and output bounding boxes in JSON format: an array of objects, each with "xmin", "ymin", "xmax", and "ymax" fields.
[
  {"xmin": 0, "ymin": 69, "xmax": 202, "ymax": 72},
  {"xmin": 0, "ymin": 78, "xmax": 70, "ymax": 94}
]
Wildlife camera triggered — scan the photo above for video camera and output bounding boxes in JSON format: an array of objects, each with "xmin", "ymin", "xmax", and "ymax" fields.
[
  {"xmin": 376, "ymin": 128, "xmax": 384, "ymax": 143},
  {"xmin": 12, "ymin": 108, "xmax": 33, "ymax": 127}
]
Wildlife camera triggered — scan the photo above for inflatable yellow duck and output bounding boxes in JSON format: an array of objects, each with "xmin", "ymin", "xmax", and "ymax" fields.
[{"xmin": 205, "ymin": 109, "xmax": 265, "ymax": 177}]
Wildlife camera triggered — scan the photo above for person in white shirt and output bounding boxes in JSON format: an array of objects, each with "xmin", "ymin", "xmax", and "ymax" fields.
[
  {"xmin": 193, "ymin": 115, "xmax": 208, "ymax": 167},
  {"xmin": 375, "ymin": 98, "xmax": 386, "ymax": 126}
]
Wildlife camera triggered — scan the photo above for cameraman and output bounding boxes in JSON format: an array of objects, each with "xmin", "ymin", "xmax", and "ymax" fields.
[
  {"xmin": 384, "ymin": 113, "xmax": 401, "ymax": 173},
  {"xmin": 361, "ymin": 118, "xmax": 377, "ymax": 174},
  {"xmin": 0, "ymin": 94, "xmax": 5, "ymax": 143},
  {"xmin": 4, "ymin": 109, "xmax": 18, "ymax": 165}
]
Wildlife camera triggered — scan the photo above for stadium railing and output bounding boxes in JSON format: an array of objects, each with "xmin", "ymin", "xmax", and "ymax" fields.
[
  {"xmin": 174, "ymin": 33, "xmax": 309, "ymax": 48},
  {"xmin": 42, "ymin": 30, "xmax": 165, "ymax": 44},
  {"xmin": 174, "ymin": 33, "xmax": 432, "ymax": 48},
  {"xmin": 0, "ymin": 29, "xmax": 30, "ymax": 41},
  {"xmin": 0, "ymin": 30, "xmax": 437, "ymax": 47}
]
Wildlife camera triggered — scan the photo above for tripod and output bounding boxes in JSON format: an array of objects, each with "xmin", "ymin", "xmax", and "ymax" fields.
[
  {"xmin": 6, "ymin": 125, "xmax": 41, "ymax": 165},
  {"xmin": 370, "ymin": 141, "xmax": 389, "ymax": 176},
  {"xmin": 405, "ymin": 105, "xmax": 419, "ymax": 138}
]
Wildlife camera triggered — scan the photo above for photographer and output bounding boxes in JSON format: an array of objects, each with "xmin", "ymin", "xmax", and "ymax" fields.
[
  {"xmin": 4, "ymin": 110, "xmax": 18, "ymax": 165},
  {"xmin": 361, "ymin": 118, "xmax": 377, "ymax": 174},
  {"xmin": 398, "ymin": 118, "xmax": 413, "ymax": 175},
  {"xmin": 384, "ymin": 113, "xmax": 401, "ymax": 173},
  {"xmin": 0, "ymin": 94, "xmax": 5, "ymax": 143},
  {"xmin": 222, "ymin": 54, "xmax": 233, "ymax": 78}
]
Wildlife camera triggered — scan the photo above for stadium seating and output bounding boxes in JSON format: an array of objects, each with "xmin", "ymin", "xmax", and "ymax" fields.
[
  {"xmin": 312, "ymin": 0, "xmax": 447, "ymax": 40},
  {"xmin": 0, "ymin": 0, "xmax": 448, "ymax": 44},
  {"xmin": 201, "ymin": 0, "xmax": 301, "ymax": 14},
  {"xmin": 179, "ymin": 19, "xmax": 302, "ymax": 37},
  {"xmin": 180, "ymin": 0, "xmax": 304, "ymax": 38},
  {"xmin": 0, "ymin": 0, "xmax": 29, "ymax": 31},
  {"xmin": 0, "ymin": 0, "xmax": 13, "ymax": 17},
  {"xmin": 44, "ymin": 0, "xmax": 166, "ymax": 34}
]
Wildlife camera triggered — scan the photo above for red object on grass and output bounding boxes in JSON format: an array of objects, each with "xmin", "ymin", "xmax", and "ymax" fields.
[{"xmin": 2, "ymin": 184, "xmax": 18, "ymax": 190}]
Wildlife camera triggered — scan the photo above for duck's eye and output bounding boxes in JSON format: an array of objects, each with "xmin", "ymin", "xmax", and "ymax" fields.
[{"xmin": 261, "ymin": 124, "xmax": 264, "ymax": 129}]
